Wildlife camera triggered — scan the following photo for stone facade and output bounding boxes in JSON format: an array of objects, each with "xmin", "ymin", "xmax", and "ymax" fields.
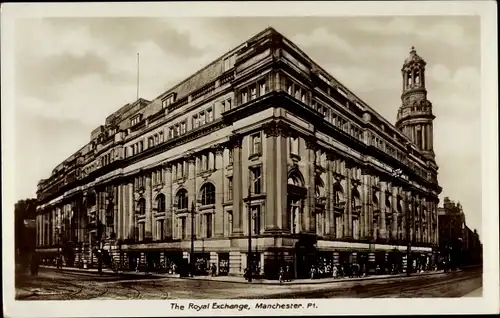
[{"xmin": 35, "ymin": 28, "xmax": 441, "ymax": 278}]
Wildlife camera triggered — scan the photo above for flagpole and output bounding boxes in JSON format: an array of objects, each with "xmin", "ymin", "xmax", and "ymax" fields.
[{"xmin": 136, "ymin": 53, "xmax": 140, "ymax": 101}]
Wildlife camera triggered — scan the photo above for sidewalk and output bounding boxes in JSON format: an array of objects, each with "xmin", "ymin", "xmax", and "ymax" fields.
[{"xmin": 40, "ymin": 265, "xmax": 450, "ymax": 285}]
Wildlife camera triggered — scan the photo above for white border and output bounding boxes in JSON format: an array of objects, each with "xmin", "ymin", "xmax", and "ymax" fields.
[{"xmin": 2, "ymin": 1, "xmax": 498, "ymax": 317}]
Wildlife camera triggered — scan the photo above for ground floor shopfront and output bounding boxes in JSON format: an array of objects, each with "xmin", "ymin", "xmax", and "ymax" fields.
[{"xmin": 36, "ymin": 236, "xmax": 437, "ymax": 279}]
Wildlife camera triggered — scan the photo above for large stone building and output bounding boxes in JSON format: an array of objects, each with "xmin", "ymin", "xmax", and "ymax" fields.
[
  {"xmin": 438, "ymin": 197, "xmax": 482, "ymax": 268},
  {"xmin": 35, "ymin": 27, "xmax": 441, "ymax": 278}
]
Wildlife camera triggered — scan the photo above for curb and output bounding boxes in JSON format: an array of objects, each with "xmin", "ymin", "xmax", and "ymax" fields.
[{"xmin": 40, "ymin": 265, "xmax": 451, "ymax": 285}]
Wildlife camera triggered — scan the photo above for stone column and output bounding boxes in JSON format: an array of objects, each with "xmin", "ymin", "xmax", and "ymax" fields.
[
  {"xmin": 128, "ymin": 182, "xmax": 134, "ymax": 239},
  {"xmin": 379, "ymin": 181, "xmax": 387, "ymax": 239},
  {"xmin": 422, "ymin": 125, "xmax": 426, "ymax": 150},
  {"xmin": 277, "ymin": 126, "xmax": 288, "ymax": 232},
  {"xmin": 230, "ymin": 135, "xmax": 243, "ymax": 235},
  {"xmin": 327, "ymin": 154, "xmax": 336, "ymax": 236},
  {"xmin": 165, "ymin": 164, "xmax": 173, "ymax": 239},
  {"xmin": 264, "ymin": 124, "xmax": 278, "ymax": 232},
  {"xmin": 362, "ymin": 171, "xmax": 371, "ymax": 239},
  {"xmin": 215, "ymin": 145, "xmax": 225, "ymax": 237},
  {"xmin": 145, "ymin": 174, "xmax": 153, "ymax": 240},
  {"xmin": 325, "ymin": 157, "xmax": 333, "ymax": 236},
  {"xmin": 345, "ymin": 162, "xmax": 352, "ymax": 238},
  {"xmin": 391, "ymin": 185, "xmax": 398, "ymax": 240},
  {"xmin": 187, "ymin": 155, "xmax": 197, "ymax": 239},
  {"xmin": 305, "ymin": 138, "xmax": 316, "ymax": 233}
]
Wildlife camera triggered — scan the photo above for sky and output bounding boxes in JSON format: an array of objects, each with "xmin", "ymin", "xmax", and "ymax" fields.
[{"xmin": 13, "ymin": 16, "xmax": 482, "ymax": 235}]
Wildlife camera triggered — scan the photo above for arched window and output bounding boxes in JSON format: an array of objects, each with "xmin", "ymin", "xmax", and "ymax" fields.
[
  {"xmin": 176, "ymin": 189, "xmax": 188, "ymax": 210},
  {"xmin": 385, "ymin": 191, "xmax": 392, "ymax": 208},
  {"xmin": 137, "ymin": 198, "xmax": 146, "ymax": 215},
  {"xmin": 333, "ymin": 182, "xmax": 344, "ymax": 204},
  {"xmin": 397, "ymin": 196, "xmax": 403, "ymax": 213},
  {"xmin": 156, "ymin": 194, "xmax": 166, "ymax": 213},
  {"xmin": 200, "ymin": 183, "xmax": 216, "ymax": 206}
]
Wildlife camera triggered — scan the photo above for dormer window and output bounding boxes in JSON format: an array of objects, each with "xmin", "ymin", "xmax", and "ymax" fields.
[
  {"xmin": 131, "ymin": 114, "xmax": 142, "ymax": 126},
  {"xmin": 162, "ymin": 94, "xmax": 176, "ymax": 109}
]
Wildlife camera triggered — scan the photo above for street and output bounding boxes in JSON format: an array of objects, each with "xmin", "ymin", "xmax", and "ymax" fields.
[{"xmin": 15, "ymin": 267, "xmax": 482, "ymax": 300}]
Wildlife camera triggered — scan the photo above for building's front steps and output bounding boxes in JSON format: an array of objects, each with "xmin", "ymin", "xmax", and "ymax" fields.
[{"xmin": 39, "ymin": 265, "xmax": 451, "ymax": 285}]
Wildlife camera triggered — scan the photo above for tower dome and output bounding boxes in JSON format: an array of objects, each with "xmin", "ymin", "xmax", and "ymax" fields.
[{"xmin": 396, "ymin": 46, "xmax": 435, "ymax": 161}]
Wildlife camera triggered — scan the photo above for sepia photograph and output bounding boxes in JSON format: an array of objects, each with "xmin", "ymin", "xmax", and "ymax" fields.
[{"xmin": 2, "ymin": 1, "xmax": 498, "ymax": 317}]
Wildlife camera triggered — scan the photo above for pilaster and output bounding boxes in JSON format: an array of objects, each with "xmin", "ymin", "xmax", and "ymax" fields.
[
  {"xmin": 215, "ymin": 145, "xmax": 225, "ymax": 237},
  {"xmin": 305, "ymin": 137, "xmax": 316, "ymax": 233},
  {"xmin": 230, "ymin": 134, "xmax": 244, "ymax": 235},
  {"xmin": 345, "ymin": 162, "xmax": 352, "ymax": 238},
  {"xmin": 264, "ymin": 123, "xmax": 278, "ymax": 232},
  {"xmin": 128, "ymin": 182, "xmax": 134, "ymax": 239},
  {"xmin": 165, "ymin": 164, "xmax": 173, "ymax": 239}
]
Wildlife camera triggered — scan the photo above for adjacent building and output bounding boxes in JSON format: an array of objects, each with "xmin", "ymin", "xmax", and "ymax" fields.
[
  {"xmin": 35, "ymin": 27, "xmax": 441, "ymax": 278},
  {"xmin": 438, "ymin": 197, "xmax": 482, "ymax": 268}
]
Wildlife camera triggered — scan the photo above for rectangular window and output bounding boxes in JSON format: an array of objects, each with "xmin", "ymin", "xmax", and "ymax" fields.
[
  {"xmin": 205, "ymin": 214, "xmax": 213, "ymax": 238},
  {"xmin": 180, "ymin": 217, "xmax": 186, "ymax": 240},
  {"xmin": 227, "ymin": 98, "xmax": 232, "ymax": 110},
  {"xmin": 159, "ymin": 131, "xmax": 164, "ymax": 143},
  {"xmin": 162, "ymin": 100, "xmax": 167, "ymax": 109},
  {"xmin": 287, "ymin": 81, "xmax": 293, "ymax": 95},
  {"xmin": 203, "ymin": 154, "xmax": 208, "ymax": 171},
  {"xmin": 169, "ymin": 127, "xmax": 174, "ymax": 139},
  {"xmin": 228, "ymin": 177, "xmax": 233, "ymax": 201},
  {"xmin": 139, "ymin": 222, "xmax": 145, "ymax": 241},
  {"xmin": 175, "ymin": 124, "xmax": 180, "ymax": 137},
  {"xmin": 259, "ymin": 81, "xmax": 266, "ymax": 96},
  {"xmin": 207, "ymin": 108, "xmax": 213, "ymax": 122},
  {"xmin": 193, "ymin": 115, "xmax": 199, "ymax": 128},
  {"xmin": 180, "ymin": 121, "xmax": 186, "ymax": 134},
  {"xmin": 148, "ymin": 137, "xmax": 153, "ymax": 148},
  {"xmin": 200, "ymin": 111, "xmax": 206, "ymax": 126},
  {"xmin": 139, "ymin": 140, "xmax": 143, "ymax": 152},
  {"xmin": 228, "ymin": 211, "xmax": 233, "ymax": 236},
  {"xmin": 158, "ymin": 220, "xmax": 164, "ymax": 240},
  {"xmin": 290, "ymin": 136, "xmax": 299, "ymax": 156},
  {"xmin": 250, "ymin": 86, "xmax": 257, "ymax": 100},
  {"xmin": 251, "ymin": 166, "xmax": 262, "ymax": 194},
  {"xmin": 252, "ymin": 206, "xmax": 261, "ymax": 235},
  {"xmin": 251, "ymin": 133, "xmax": 262, "ymax": 155},
  {"xmin": 223, "ymin": 57, "xmax": 231, "ymax": 72},
  {"xmin": 242, "ymin": 91, "xmax": 248, "ymax": 104}
]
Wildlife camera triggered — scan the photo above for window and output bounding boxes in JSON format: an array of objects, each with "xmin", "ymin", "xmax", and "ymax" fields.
[
  {"xmin": 159, "ymin": 131, "xmax": 164, "ymax": 143},
  {"xmin": 251, "ymin": 133, "xmax": 262, "ymax": 155},
  {"xmin": 242, "ymin": 91, "xmax": 248, "ymax": 103},
  {"xmin": 139, "ymin": 222, "xmax": 145, "ymax": 241},
  {"xmin": 200, "ymin": 112, "xmax": 206, "ymax": 126},
  {"xmin": 137, "ymin": 198, "xmax": 146, "ymax": 215},
  {"xmin": 223, "ymin": 57, "xmax": 231, "ymax": 72},
  {"xmin": 131, "ymin": 115, "xmax": 141, "ymax": 126},
  {"xmin": 158, "ymin": 219, "xmax": 164, "ymax": 240},
  {"xmin": 227, "ymin": 177, "xmax": 233, "ymax": 201},
  {"xmin": 250, "ymin": 166, "xmax": 262, "ymax": 194},
  {"xmin": 138, "ymin": 140, "xmax": 143, "ymax": 152},
  {"xmin": 252, "ymin": 206, "xmax": 261, "ymax": 235},
  {"xmin": 205, "ymin": 214, "xmax": 213, "ymax": 238},
  {"xmin": 163, "ymin": 95, "xmax": 175, "ymax": 108},
  {"xmin": 202, "ymin": 154, "xmax": 209, "ymax": 171},
  {"xmin": 148, "ymin": 137, "xmax": 154, "ymax": 148},
  {"xmin": 180, "ymin": 121, "xmax": 186, "ymax": 134},
  {"xmin": 207, "ymin": 108, "xmax": 213, "ymax": 123},
  {"xmin": 287, "ymin": 81, "xmax": 293, "ymax": 95},
  {"xmin": 169, "ymin": 127, "xmax": 174, "ymax": 139},
  {"xmin": 250, "ymin": 86, "xmax": 257, "ymax": 100},
  {"xmin": 259, "ymin": 82, "xmax": 266, "ymax": 96},
  {"xmin": 227, "ymin": 211, "xmax": 233, "ymax": 236},
  {"xmin": 162, "ymin": 100, "xmax": 168, "ymax": 109},
  {"xmin": 156, "ymin": 194, "xmax": 166, "ymax": 212},
  {"xmin": 177, "ymin": 162, "xmax": 184, "ymax": 179},
  {"xmin": 176, "ymin": 189, "xmax": 188, "ymax": 210},
  {"xmin": 294, "ymin": 86, "xmax": 301, "ymax": 100},
  {"xmin": 193, "ymin": 115, "xmax": 199, "ymax": 128},
  {"xmin": 180, "ymin": 217, "xmax": 187, "ymax": 239},
  {"xmin": 226, "ymin": 98, "xmax": 232, "ymax": 110},
  {"xmin": 175, "ymin": 124, "xmax": 180, "ymax": 137},
  {"xmin": 290, "ymin": 136, "xmax": 299, "ymax": 156},
  {"xmin": 200, "ymin": 183, "xmax": 216, "ymax": 206}
]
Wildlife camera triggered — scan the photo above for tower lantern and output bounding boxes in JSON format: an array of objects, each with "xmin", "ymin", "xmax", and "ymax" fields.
[{"xmin": 396, "ymin": 46, "xmax": 435, "ymax": 161}]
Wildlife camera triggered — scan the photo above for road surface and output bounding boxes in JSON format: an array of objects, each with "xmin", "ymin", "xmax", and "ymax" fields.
[{"xmin": 15, "ymin": 267, "xmax": 482, "ymax": 300}]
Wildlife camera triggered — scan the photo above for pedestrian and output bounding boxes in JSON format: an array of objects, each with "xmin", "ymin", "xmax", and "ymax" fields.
[
  {"xmin": 211, "ymin": 263, "xmax": 217, "ymax": 277},
  {"xmin": 310, "ymin": 265, "xmax": 315, "ymax": 280},
  {"xmin": 285, "ymin": 265, "xmax": 291, "ymax": 282}
]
